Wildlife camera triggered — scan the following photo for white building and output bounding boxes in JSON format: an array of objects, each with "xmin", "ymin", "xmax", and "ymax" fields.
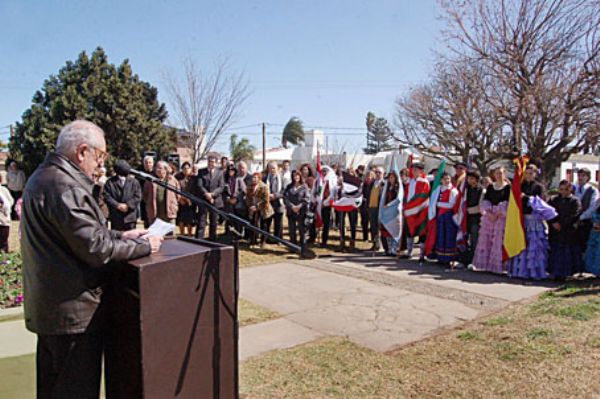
[{"xmin": 556, "ymin": 153, "xmax": 599, "ymax": 187}]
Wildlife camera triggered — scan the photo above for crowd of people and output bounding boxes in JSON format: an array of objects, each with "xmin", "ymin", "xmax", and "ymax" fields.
[{"xmin": 89, "ymin": 154, "xmax": 600, "ymax": 281}]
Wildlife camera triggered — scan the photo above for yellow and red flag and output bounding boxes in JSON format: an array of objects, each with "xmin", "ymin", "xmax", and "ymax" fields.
[{"xmin": 502, "ymin": 156, "xmax": 529, "ymax": 260}]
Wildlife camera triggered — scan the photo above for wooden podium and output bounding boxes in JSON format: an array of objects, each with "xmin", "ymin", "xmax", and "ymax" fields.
[{"xmin": 104, "ymin": 237, "xmax": 238, "ymax": 398}]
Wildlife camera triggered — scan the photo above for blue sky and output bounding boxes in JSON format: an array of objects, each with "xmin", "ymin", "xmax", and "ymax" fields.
[{"xmin": 0, "ymin": 0, "xmax": 443, "ymax": 154}]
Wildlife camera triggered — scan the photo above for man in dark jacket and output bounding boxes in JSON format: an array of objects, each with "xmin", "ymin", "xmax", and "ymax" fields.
[
  {"xmin": 103, "ymin": 167, "xmax": 142, "ymax": 231},
  {"xmin": 192, "ymin": 155, "xmax": 225, "ymax": 241},
  {"xmin": 21, "ymin": 120, "xmax": 162, "ymax": 398}
]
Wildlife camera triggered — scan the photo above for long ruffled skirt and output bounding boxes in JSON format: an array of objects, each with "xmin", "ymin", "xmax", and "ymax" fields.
[
  {"xmin": 508, "ymin": 216, "xmax": 548, "ymax": 280},
  {"xmin": 434, "ymin": 212, "xmax": 459, "ymax": 263},
  {"xmin": 473, "ymin": 212, "xmax": 507, "ymax": 273}
]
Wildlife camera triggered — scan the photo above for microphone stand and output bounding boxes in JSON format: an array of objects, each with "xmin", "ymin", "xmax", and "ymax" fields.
[{"xmin": 136, "ymin": 173, "xmax": 316, "ymax": 259}]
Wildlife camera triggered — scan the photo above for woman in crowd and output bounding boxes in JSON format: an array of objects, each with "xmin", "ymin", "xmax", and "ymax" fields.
[
  {"xmin": 176, "ymin": 161, "xmax": 196, "ymax": 236},
  {"xmin": 431, "ymin": 172, "xmax": 460, "ymax": 268},
  {"xmin": 0, "ymin": 175, "xmax": 14, "ymax": 251},
  {"xmin": 283, "ymin": 170, "xmax": 310, "ymax": 246},
  {"xmin": 508, "ymin": 164, "xmax": 549, "ymax": 279},
  {"xmin": 584, "ymin": 204, "xmax": 600, "ymax": 276},
  {"xmin": 473, "ymin": 166, "xmax": 511, "ymax": 274},
  {"xmin": 302, "ymin": 164, "xmax": 318, "ymax": 244},
  {"xmin": 548, "ymin": 180, "xmax": 583, "ymax": 280},
  {"xmin": 246, "ymin": 172, "xmax": 273, "ymax": 247},
  {"xmin": 143, "ymin": 160, "xmax": 180, "ymax": 225},
  {"xmin": 380, "ymin": 170, "xmax": 401, "ymax": 256}
]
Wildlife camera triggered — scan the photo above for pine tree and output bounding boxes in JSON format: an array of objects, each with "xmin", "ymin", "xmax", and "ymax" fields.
[
  {"xmin": 281, "ymin": 117, "xmax": 305, "ymax": 148},
  {"xmin": 363, "ymin": 112, "xmax": 394, "ymax": 154},
  {"xmin": 9, "ymin": 47, "xmax": 174, "ymax": 174}
]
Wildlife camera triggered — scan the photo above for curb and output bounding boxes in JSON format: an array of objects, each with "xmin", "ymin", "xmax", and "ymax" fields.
[{"xmin": 0, "ymin": 305, "xmax": 24, "ymax": 323}]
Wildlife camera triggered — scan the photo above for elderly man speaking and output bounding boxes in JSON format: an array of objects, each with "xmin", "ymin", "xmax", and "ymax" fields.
[{"xmin": 20, "ymin": 120, "xmax": 162, "ymax": 398}]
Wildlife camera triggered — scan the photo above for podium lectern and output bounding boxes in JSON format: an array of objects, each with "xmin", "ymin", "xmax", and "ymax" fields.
[{"xmin": 105, "ymin": 237, "xmax": 238, "ymax": 399}]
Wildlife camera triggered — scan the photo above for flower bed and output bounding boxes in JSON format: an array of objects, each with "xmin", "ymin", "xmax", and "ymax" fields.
[{"xmin": 0, "ymin": 252, "xmax": 23, "ymax": 309}]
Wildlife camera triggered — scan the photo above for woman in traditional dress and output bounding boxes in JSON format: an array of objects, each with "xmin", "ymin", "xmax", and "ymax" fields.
[
  {"xmin": 472, "ymin": 167, "xmax": 511, "ymax": 273},
  {"xmin": 508, "ymin": 164, "xmax": 549, "ymax": 279},
  {"xmin": 548, "ymin": 180, "xmax": 583, "ymax": 280},
  {"xmin": 432, "ymin": 173, "xmax": 460, "ymax": 268},
  {"xmin": 584, "ymin": 204, "xmax": 600, "ymax": 276}
]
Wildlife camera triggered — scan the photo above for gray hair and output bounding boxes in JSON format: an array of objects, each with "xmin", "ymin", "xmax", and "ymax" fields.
[
  {"xmin": 55, "ymin": 120, "xmax": 105, "ymax": 156},
  {"xmin": 156, "ymin": 160, "xmax": 169, "ymax": 169},
  {"xmin": 237, "ymin": 161, "xmax": 247, "ymax": 169},
  {"xmin": 143, "ymin": 155, "xmax": 155, "ymax": 164}
]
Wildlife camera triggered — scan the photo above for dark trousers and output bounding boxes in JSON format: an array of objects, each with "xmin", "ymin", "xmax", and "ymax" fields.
[
  {"xmin": 0, "ymin": 225, "xmax": 9, "ymax": 252},
  {"xmin": 36, "ymin": 332, "xmax": 103, "ymax": 399},
  {"xmin": 339, "ymin": 210, "xmax": 358, "ymax": 249},
  {"xmin": 287, "ymin": 213, "xmax": 306, "ymax": 246},
  {"xmin": 197, "ymin": 208, "xmax": 219, "ymax": 241},
  {"xmin": 368, "ymin": 208, "xmax": 380, "ymax": 245},
  {"xmin": 464, "ymin": 215, "xmax": 481, "ymax": 264},
  {"xmin": 359, "ymin": 204, "xmax": 369, "ymax": 241},
  {"xmin": 264, "ymin": 212, "xmax": 283, "ymax": 239},
  {"xmin": 321, "ymin": 206, "xmax": 332, "ymax": 246}
]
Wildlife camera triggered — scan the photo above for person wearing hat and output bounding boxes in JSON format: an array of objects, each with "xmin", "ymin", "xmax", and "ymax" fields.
[{"xmin": 402, "ymin": 162, "xmax": 430, "ymax": 263}]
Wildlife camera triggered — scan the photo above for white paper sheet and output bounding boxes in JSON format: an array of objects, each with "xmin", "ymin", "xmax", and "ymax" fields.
[{"xmin": 146, "ymin": 218, "xmax": 176, "ymax": 238}]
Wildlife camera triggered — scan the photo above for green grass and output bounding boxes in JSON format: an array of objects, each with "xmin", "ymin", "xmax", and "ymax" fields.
[
  {"xmin": 238, "ymin": 298, "xmax": 279, "ymax": 327},
  {"xmin": 457, "ymin": 330, "xmax": 480, "ymax": 341},
  {"xmin": 482, "ymin": 316, "xmax": 511, "ymax": 327}
]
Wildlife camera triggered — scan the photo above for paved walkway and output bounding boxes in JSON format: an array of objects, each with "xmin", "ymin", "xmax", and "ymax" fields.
[{"xmin": 239, "ymin": 255, "xmax": 556, "ymax": 359}]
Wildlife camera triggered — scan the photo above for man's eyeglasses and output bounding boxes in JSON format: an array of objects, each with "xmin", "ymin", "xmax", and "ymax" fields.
[{"xmin": 89, "ymin": 146, "xmax": 110, "ymax": 163}]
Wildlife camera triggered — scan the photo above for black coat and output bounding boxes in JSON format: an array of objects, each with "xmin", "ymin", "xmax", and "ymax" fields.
[
  {"xmin": 548, "ymin": 195, "xmax": 582, "ymax": 245},
  {"xmin": 103, "ymin": 176, "xmax": 142, "ymax": 225}
]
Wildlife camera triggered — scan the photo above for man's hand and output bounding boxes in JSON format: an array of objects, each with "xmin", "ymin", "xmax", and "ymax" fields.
[
  {"xmin": 117, "ymin": 203, "xmax": 129, "ymax": 213},
  {"xmin": 122, "ymin": 229, "xmax": 148, "ymax": 240},
  {"xmin": 552, "ymin": 222, "xmax": 561, "ymax": 231},
  {"xmin": 145, "ymin": 235, "xmax": 163, "ymax": 253},
  {"xmin": 204, "ymin": 193, "xmax": 213, "ymax": 201},
  {"xmin": 269, "ymin": 194, "xmax": 275, "ymax": 201}
]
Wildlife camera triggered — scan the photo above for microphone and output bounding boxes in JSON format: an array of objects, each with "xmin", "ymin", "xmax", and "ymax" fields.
[{"xmin": 114, "ymin": 160, "xmax": 156, "ymax": 181}]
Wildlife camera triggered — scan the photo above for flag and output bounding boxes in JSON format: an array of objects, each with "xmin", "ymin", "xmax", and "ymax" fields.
[
  {"xmin": 424, "ymin": 160, "xmax": 447, "ymax": 255},
  {"xmin": 404, "ymin": 171, "xmax": 430, "ymax": 237},
  {"xmin": 378, "ymin": 152, "xmax": 404, "ymax": 241},
  {"xmin": 502, "ymin": 156, "xmax": 529, "ymax": 260},
  {"xmin": 332, "ymin": 172, "xmax": 362, "ymax": 211}
]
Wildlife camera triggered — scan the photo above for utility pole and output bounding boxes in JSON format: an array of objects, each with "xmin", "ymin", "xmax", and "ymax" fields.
[
  {"xmin": 262, "ymin": 123, "xmax": 266, "ymax": 170},
  {"xmin": 9, "ymin": 124, "xmax": 14, "ymax": 137}
]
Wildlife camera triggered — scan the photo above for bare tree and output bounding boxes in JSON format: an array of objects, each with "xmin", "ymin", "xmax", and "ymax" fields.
[
  {"xmin": 441, "ymin": 0, "xmax": 600, "ymax": 182},
  {"xmin": 395, "ymin": 59, "xmax": 511, "ymax": 175},
  {"xmin": 164, "ymin": 57, "xmax": 250, "ymax": 163}
]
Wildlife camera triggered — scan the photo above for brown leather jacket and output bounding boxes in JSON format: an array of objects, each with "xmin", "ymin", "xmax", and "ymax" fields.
[{"xmin": 21, "ymin": 153, "xmax": 151, "ymax": 335}]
